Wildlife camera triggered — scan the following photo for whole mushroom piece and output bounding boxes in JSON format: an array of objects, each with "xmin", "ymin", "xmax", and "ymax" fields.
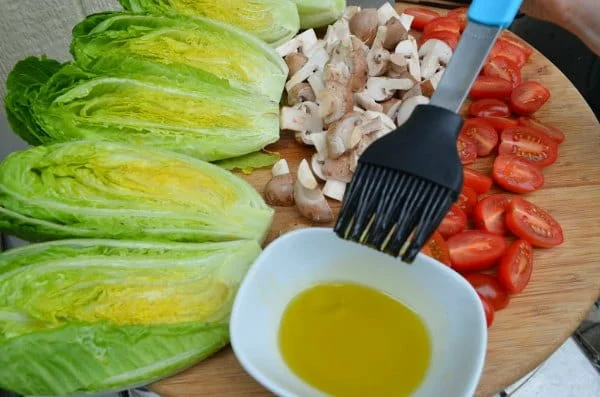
[
  {"xmin": 264, "ymin": 159, "xmax": 295, "ymax": 207},
  {"xmin": 294, "ymin": 159, "xmax": 334, "ymax": 223}
]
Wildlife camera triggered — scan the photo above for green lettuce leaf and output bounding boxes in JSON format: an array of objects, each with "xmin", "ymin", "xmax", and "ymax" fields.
[
  {"xmin": 118, "ymin": 0, "xmax": 300, "ymax": 47},
  {"xmin": 71, "ymin": 12, "xmax": 288, "ymax": 102},
  {"xmin": 0, "ymin": 238, "xmax": 261, "ymax": 395},
  {"xmin": 4, "ymin": 56, "xmax": 62, "ymax": 145},
  {"xmin": 25, "ymin": 60, "xmax": 280, "ymax": 161},
  {"xmin": 216, "ymin": 151, "xmax": 280, "ymax": 174},
  {"xmin": 292, "ymin": 0, "xmax": 346, "ymax": 28},
  {"xmin": 0, "ymin": 141, "xmax": 273, "ymax": 243}
]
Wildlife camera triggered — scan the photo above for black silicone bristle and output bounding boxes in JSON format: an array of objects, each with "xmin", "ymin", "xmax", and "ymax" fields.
[{"xmin": 334, "ymin": 163, "xmax": 456, "ymax": 263}]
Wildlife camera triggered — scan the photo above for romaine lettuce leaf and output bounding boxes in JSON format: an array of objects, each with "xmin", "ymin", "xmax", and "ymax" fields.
[
  {"xmin": 0, "ymin": 141, "xmax": 273, "ymax": 243},
  {"xmin": 71, "ymin": 12, "xmax": 288, "ymax": 102},
  {"xmin": 216, "ymin": 151, "xmax": 280, "ymax": 174},
  {"xmin": 292, "ymin": 0, "xmax": 346, "ymax": 28},
  {"xmin": 0, "ymin": 238, "xmax": 261, "ymax": 395},
  {"xmin": 118, "ymin": 0, "xmax": 300, "ymax": 47}
]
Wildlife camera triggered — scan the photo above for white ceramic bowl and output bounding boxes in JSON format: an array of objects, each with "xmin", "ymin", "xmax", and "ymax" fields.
[{"xmin": 230, "ymin": 228, "xmax": 487, "ymax": 397}]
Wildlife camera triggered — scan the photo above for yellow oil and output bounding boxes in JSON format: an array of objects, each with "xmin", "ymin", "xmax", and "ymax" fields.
[{"xmin": 279, "ymin": 282, "xmax": 431, "ymax": 397}]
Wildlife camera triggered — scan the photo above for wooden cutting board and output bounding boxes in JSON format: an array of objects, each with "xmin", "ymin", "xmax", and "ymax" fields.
[{"xmin": 152, "ymin": 4, "xmax": 600, "ymax": 397}]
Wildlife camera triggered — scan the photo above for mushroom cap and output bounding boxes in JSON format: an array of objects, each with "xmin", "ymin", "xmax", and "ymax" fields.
[
  {"xmin": 264, "ymin": 174, "xmax": 295, "ymax": 207},
  {"xmin": 383, "ymin": 18, "xmax": 409, "ymax": 50},
  {"xmin": 284, "ymin": 53, "xmax": 308, "ymax": 77},
  {"xmin": 318, "ymin": 80, "xmax": 354, "ymax": 125},
  {"xmin": 349, "ymin": 9, "xmax": 379, "ymax": 46}
]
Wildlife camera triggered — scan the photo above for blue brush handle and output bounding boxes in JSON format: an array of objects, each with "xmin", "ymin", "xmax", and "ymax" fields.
[{"xmin": 467, "ymin": 0, "xmax": 523, "ymax": 28}]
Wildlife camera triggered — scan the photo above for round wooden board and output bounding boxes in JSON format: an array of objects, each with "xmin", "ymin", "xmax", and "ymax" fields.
[{"xmin": 152, "ymin": 4, "xmax": 600, "ymax": 397}]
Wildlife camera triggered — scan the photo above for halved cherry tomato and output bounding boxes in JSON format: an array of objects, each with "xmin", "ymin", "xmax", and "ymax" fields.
[
  {"xmin": 509, "ymin": 81, "xmax": 551, "ymax": 116},
  {"xmin": 484, "ymin": 56, "xmax": 521, "ymax": 87},
  {"xmin": 501, "ymin": 32, "xmax": 534, "ymax": 59},
  {"xmin": 457, "ymin": 185, "xmax": 478, "ymax": 215},
  {"xmin": 446, "ymin": 7, "xmax": 468, "ymax": 31},
  {"xmin": 447, "ymin": 231, "xmax": 507, "ymax": 272},
  {"xmin": 498, "ymin": 239, "xmax": 533, "ymax": 293},
  {"xmin": 518, "ymin": 117, "xmax": 565, "ymax": 143},
  {"xmin": 457, "ymin": 134, "xmax": 477, "ymax": 164},
  {"xmin": 460, "ymin": 118, "xmax": 499, "ymax": 157},
  {"xmin": 421, "ymin": 231, "xmax": 452, "ymax": 267},
  {"xmin": 469, "ymin": 99, "xmax": 511, "ymax": 118},
  {"xmin": 478, "ymin": 293, "xmax": 495, "ymax": 327},
  {"xmin": 404, "ymin": 7, "xmax": 440, "ymax": 31},
  {"xmin": 493, "ymin": 154, "xmax": 545, "ymax": 193},
  {"xmin": 473, "ymin": 194, "xmax": 508, "ymax": 235},
  {"xmin": 438, "ymin": 204, "xmax": 467, "ymax": 238},
  {"xmin": 506, "ymin": 197, "xmax": 564, "ymax": 248},
  {"xmin": 423, "ymin": 16, "xmax": 461, "ymax": 36},
  {"xmin": 421, "ymin": 30, "xmax": 460, "ymax": 49},
  {"xmin": 499, "ymin": 126, "xmax": 558, "ymax": 167},
  {"xmin": 464, "ymin": 273, "xmax": 510, "ymax": 311},
  {"xmin": 470, "ymin": 76, "xmax": 513, "ymax": 100},
  {"xmin": 478, "ymin": 116, "xmax": 518, "ymax": 133},
  {"xmin": 463, "ymin": 167, "xmax": 493, "ymax": 194},
  {"xmin": 489, "ymin": 37, "xmax": 527, "ymax": 68}
]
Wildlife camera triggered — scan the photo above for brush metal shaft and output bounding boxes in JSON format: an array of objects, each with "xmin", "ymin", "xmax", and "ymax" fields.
[{"xmin": 430, "ymin": 22, "xmax": 502, "ymax": 113}]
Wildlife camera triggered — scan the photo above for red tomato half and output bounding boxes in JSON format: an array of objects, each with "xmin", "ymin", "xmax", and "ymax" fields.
[
  {"xmin": 447, "ymin": 231, "xmax": 507, "ymax": 272},
  {"xmin": 509, "ymin": 81, "xmax": 551, "ymax": 116},
  {"xmin": 478, "ymin": 116, "xmax": 518, "ymax": 133},
  {"xmin": 501, "ymin": 32, "xmax": 534, "ymax": 59},
  {"xmin": 499, "ymin": 126, "xmax": 558, "ymax": 167},
  {"xmin": 446, "ymin": 7, "xmax": 468, "ymax": 31},
  {"xmin": 506, "ymin": 197, "xmax": 564, "ymax": 248},
  {"xmin": 463, "ymin": 167, "xmax": 493, "ymax": 194},
  {"xmin": 421, "ymin": 30, "xmax": 460, "ymax": 49},
  {"xmin": 465, "ymin": 273, "xmax": 510, "ymax": 311},
  {"xmin": 457, "ymin": 134, "xmax": 477, "ymax": 164},
  {"xmin": 484, "ymin": 56, "xmax": 522, "ymax": 87},
  {"xmin": 498, "ymin": 239, "xmax": 534, "ymax": 293},
  {"xmin": 470, "ymin": 76, "xmax": 513, "ymax": 100},
  {"xmin": 421, "ymin": 231, "xmax": 452, "ymax": 267},
  {"xmin": 460, "ymin": 118, "xmax": 499, "ymax": 157},
  {"xmin": 478, "ymin": 293, "xmax": 495, "ymax": 327},
  {"xmin": 423, "ymin": 16, "xmax": 461, "ymax": 36},
  {"xmin": 457, "ymin": 185, "xmax": 478, "ymax": 215},
  {"xmin": 438, "ymin": 204, "xmax": 467, "ymax": 238},
  {"xmin": 518, "ymin": 117, "xmax": 565, "ymax": 143},
  {"xmin": 404, "ymin": 7, "xmax": 440, "ymax": 30},
  {"xmin": 493, "ymin": 154, "xmax": 545, "ymax": 193},
  {"xmin": 473, "ymin": 194, "xmax": 508, "ymax": 235},
  {"xmin": 490, "ymin": 37, "xmax": 527, "ymax": 68},
  {"xmin": 469, "ymin": 99, "xmax": 511, "ymax": 118}
]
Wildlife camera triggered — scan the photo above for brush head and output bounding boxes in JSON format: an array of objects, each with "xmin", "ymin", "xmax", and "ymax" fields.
[{"xmin": 334, "ymin": 105, "xmax": 464, "ymax": 263}]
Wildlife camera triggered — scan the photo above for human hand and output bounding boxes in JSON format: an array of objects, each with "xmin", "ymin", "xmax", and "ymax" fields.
[{"xmin": 521, "ymin": 0, "xmax": 600, "ymax": 55}]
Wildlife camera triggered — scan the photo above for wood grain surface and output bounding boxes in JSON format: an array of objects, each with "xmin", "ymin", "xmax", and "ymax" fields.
[{"xmin": 139, "ymin": 3, "xmax": 599, "ymax": 397}]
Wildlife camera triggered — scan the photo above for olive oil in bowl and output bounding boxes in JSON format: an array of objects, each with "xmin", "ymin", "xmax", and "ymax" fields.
[{"xmin": 279, "ymin": 282, "xmax": 431, "ymax": 397}]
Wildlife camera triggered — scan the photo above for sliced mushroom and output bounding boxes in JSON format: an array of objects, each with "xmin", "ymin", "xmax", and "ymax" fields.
[
  {"xmin": 329, "ymin": 39, "xmax": 368, "ymax": 92},
  {"xmin": 285, "ymin": 47, "xmax": 329, "ymax": 93},
  {"xmin": 419, "ymin": 39, "xmax": 453, "ymax": 80},
  {"xmin": 383, "ymin": 18, "xmax": 409, "ymax": 50},
  {"xmin": 323, "ymin": 180, "xmax": 347, "ymax": 202},
  {"xmin": 343, "ymin": 6, "xmax": 362, "ymax": 21},
  {"xmin": 284, "ymin": 53, "xmax": 308, "ymax": 78},
  {"xmin": 332, "ymin": 16, "xmax": 351, "ymax": 39},
  {"xmin": 287, "ymin": 83, "xmax": 316, "ymax": 106},
  {"xmin": 323, "ymin": 25, "xmax": 341, "ymax": 54},
  {"xmin": 388, "ymin": 52, "xmax": 409, "ymax": 78},
  {"xmin": 399, "ymin": 13, "xmax": 415, "ymax": 31},
  {"xmin": 402, "ymin": 83, "xmax": 423, "ymax": 101},
  {"xmin": 366, "ymin": 77, "xmax": 414, "ymax": 101},
  {"xmin": 421, "ymin": 68, "xmax": 445, "ymax": 97},
  {"xmin": 276, "ymin": 29, "xmax": 318, "ymax": 57},
  {"xmin": 367, "ymin": 26, "xmax": 391, "ymax": 77},
  {"xmin": 395, "ymin": 36, "xmax": 421, "ymax": 82},
  {"xmin": 317, "ymin": 80, "xmax": 354, "ymax": 125},
  {"xmin": 264, "ymin": 159, "xmax": 294, "ymax": 207},
  {"xmin": 294, "ymin": 159, "xmax": 333, "ymax": 223},
  {"xmin": 307, "ymin": 71, "xmax": 325, "ymax": 95},
  {"xmin": 381, "ymin": 98, "xmax": 402, "ymax": 119},
  {"xmin": 322, "ymin": 152, "xmax": 357, "ymax": 183},
  {"xmin": 326, "ymin": 112, "xmax": 363, "ymax": 158},
  {"xmin": 396, "ymin": 95, "xmax": 430, "ymax": 127},
  {"xmin": 377, "ymin": 3, "xmax": 400, "ymax": 25},
  {"xmin": 280, "ymin": 101, "xmax": 323, "ymax": 137},
  {"xmin": 349, "ymin": 9, "xmax": 379, "ymax": 46},
  {"xmin": 355, "ymin": 91, "xmax": 384, "ymax": 112},
  {"xmin": 324, "ymin": 61, "xmax": 351, "ymax": 85},
  {"xmin": 363, "ymin": 111, "xmax": 396, "ymax": 132},
  {"xmin": 311, "ymin": 153, "xmax": 327, "ymax": 181}
]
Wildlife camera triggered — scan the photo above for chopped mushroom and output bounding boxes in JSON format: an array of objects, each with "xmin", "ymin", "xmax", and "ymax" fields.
[
  {"xmin": 383, "ymin": 18, "xmax": 409, "ymax": 50},
  {"xmin": 276, "ymin": 29, "xmax": 318, "ymax": 57},
  {"xmin": 421, "ymin": 68, "xmax": 445, "ymax": 97},
  {"xmin": 287, "ymin": 83, "xmax": 316, "ymax": 106},
  {"xmin": 355, "ymin": 91, "xmax": 383, "ymax": 112},
  {"xmin": 367, "ymin": 26, "xmax": 391, "ymax": 77},
  {"xmin": 280, "ymin": 102, "xmax": 323, "ymax": 143},
  {"xmin": 377, "ymin": 3, "xmax": 400, "ymax": 25},
  {"xmin": 381, "ymin": 98, "xmax": 402, "ymax": 119},
  {"xmin": 324, "ymin": 61, "xmax": 351, "ymax": 85},
  {"xmin": 328, "ymin": 39, "xmax": 368, "ymax": 92},
  {"xmin": 285, "ymin": 47, "xmax": 329, "ymax": 93},
  {"xmin": 294, "ymin": 159, "xmax": 333, "ymax": 223},
  {"xmin": 366, "ymin": 76, "xmax": 414, "ymax": 101},
  {"xmin": 323, "ymin": 180, "xmax": 347, "ymax": 202},
  {"xmin": 264, "ymin": 159, "xmax": 294, "ymax": 207},
  {"xmin": 349, "ymin": 9, "xmax": 379, "ymax": 46},
  {"xmin": 311, "ymin": 153, "xmax": 327, "ymax": 181},
  {"xmin": 363, "ymin": 111, "xmax": 396, "ymax": 132},
  {"xmin": 396, "ymin": 95, "xmax": 430, "ymax": 126},
  {"xmin": 284, "ymin": 53, "xmax": 308, "ymax": 77},
  {"xmin": 395, "ymin": 37, "xmax": 421, "ymax": 81},
  {"xmin": 317, "ymin": 80, "xmax": 354, "ymax": 125},
  {"xmin": 307, "ymin": 71, "xmax": 325, "ymax": 95},
  {"xmin": 326, "ymin": 112, "xmax": 363, "ymax": 158},
  {"xmin": 322, "ymin": 152, "xmax": 357, "ymax": 183},
  {"xmin": 419, "ymin": 39, "xmax": 453, "ymax": 80},
  {"xmin": 323, "ymin": 25, "xmax": 341, "ymax": 54},
  {"xmin": 399, "ymin": 13, "xmax": 414, "ymax": 31},
  {"xmin": 401, "ymin": 83, "xmax": 423, "ymax": 101},
  {"xmin": 342, "ymin": 6, "xmax": 361, "ymax": 21}
]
